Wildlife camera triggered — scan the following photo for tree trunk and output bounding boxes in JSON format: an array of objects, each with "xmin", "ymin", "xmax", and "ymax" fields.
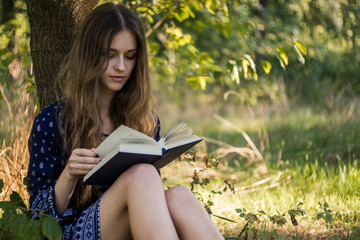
[{"xmin": 25, "ymin": 0, "xmax": 99, "ymax": 108}]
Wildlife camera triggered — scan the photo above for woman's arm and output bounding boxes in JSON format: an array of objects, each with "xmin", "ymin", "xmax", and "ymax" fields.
[{"xmin": 54, "ymin": 148, "xmax": 100, "ymax": 215}]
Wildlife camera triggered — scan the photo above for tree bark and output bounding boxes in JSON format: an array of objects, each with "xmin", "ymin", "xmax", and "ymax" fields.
[{"xmin": 25, "ymin": 0, "xmax": 99, "ymax": 108}]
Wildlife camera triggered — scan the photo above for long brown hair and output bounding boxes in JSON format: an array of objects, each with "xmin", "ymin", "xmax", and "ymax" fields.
[{"xmin": 57, "ymin": 3, "xmax": 156, "ymax": 208}]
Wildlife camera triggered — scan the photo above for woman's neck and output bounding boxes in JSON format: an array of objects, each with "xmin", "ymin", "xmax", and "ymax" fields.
[{"xmin": 99, "ymin": 94, "xmax": 114, "ymax": 135}]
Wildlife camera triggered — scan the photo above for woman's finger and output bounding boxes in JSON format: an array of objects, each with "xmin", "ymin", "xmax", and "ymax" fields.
[
  {"xmin": 67, "ymin": 162, "xmax": 98, "ymax": 175},
  {"xmin": 74, "ymin": 148, "xmax": 98, "ymax": 158}
]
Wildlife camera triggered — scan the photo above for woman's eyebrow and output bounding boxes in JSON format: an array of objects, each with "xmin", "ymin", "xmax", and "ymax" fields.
[{"xmin": 108, "ymin": 48, "xmax": 137, "ymax": 53}]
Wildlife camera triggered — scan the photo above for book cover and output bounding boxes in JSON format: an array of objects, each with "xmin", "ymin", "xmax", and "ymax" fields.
[{"xmin": 83, "ymin": 123, "xmax": 202, "ymax": 185}]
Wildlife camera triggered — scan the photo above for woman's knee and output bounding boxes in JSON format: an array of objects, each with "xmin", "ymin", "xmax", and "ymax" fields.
[
  {"xmin": 127, "ymin": 163, "xmax": 159, "ymax": 179},
  {"xmin": 113, "ymin": 163, "xmax": 161, "ymax": 189},
  {"xmin": 165, "ymin": 185, "xmax": 195, "ymax": 208}
]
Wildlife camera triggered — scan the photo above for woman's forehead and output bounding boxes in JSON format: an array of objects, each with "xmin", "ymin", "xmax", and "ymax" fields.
[{"xmin": 104, "ymin": 30, "xmax": 137, "ymax": 51}]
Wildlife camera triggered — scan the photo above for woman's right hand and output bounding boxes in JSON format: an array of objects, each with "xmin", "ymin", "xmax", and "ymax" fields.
[
  {"xmin": 55, "ymin": 148, "xmax": 99, "ymax": 215},
  {"xmin": 65, "ymin": 148, "xmax": 101, "ymax": 179}
]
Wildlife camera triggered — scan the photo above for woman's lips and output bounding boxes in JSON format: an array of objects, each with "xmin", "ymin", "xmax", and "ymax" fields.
[{"xmin": 110, "ymin": 76, "xmax": 125, "ymax": 81}]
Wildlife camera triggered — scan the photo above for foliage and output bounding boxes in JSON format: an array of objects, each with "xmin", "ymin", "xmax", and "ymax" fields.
[
  {"xmin": 1, "ymin": 0, "xmax": 359, "ymax": 108},
  {"xmin": 0, "ymin": 179, "xmax": 62, "ymax": 240},
  {"xmin": 0, "ymin": 0, "xmax": 36, "ymax": 141},
  {"xmin": 317, "ymin": 201, "xmax": 334, "ymax": 225},
  {"xmin": 92, "ymin": 0, "xmax": 310, "ymax": 107},
  {"xmin": 0, "ymin": 0, "xmax": 34, "ymax": 90},
  {"xmin": 126, "ymin": 0, "xmax": 359, "ymax": 108}
]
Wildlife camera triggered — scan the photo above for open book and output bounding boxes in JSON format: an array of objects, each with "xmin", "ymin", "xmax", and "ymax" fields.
[{"xmin": 83, "ymin": 123, "xmax": 202, "ymax": 185}]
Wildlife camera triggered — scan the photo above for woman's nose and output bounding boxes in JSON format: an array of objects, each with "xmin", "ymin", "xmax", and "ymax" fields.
[{"xmin": 115, "ymin": 57, "xmax": 126, "ymax": 71}]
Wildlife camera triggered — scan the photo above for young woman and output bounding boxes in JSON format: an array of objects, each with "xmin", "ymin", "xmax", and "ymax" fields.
[{"xmin": 27, "ymin": 3, "xmax": 224, "ymax": 240}]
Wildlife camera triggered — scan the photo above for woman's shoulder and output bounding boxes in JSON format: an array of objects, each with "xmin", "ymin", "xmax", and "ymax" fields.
[
  {"xmin": 39, "ymin": 101, "xmax": 64, "ymax": 113},
  {"xmin": 32, "ymin": 101, "xmax": 64, "ymax": 131},
  {"xmin": 36, "ymin": 101, "xmax": 64, "ymax": 119},
  {"xmin": 30, "ymin": 102, "xmax": 64, "ymax": 145}
]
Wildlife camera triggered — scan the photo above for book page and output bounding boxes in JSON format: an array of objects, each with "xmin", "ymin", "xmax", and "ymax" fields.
[
  {"xmin": 95, "ymin": 125, "xmax": 157, "ymax": 158},
  {"xmin": 159, "ymin": 123, "xmax": 202, "ymax": 149}
]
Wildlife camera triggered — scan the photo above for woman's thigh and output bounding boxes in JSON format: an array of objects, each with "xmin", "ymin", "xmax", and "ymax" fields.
[
  {"xmin": 99, "ymin": 166, "xmax": 136, "ymax": 240},
  {"xmin": 99, "ymin": 163, "xmax": 162, "ymax": 240}
]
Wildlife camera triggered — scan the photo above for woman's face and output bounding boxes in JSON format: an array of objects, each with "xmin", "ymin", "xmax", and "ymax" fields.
[{"xmin": 100, "ymin": 30, "xmax": 137, "ymax": 98}]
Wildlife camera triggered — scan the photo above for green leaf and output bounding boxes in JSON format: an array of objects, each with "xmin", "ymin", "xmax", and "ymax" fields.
[
  {"xmin": 293, "ymin": 44, "xmax": 305, "ymax": 64},
  {"xmin": 10, "ymin": 191, "xmax": 27, "ymax": 210},
  {"xmin": 146, "ymin": 14, "xmax": 153, "ymax": 24},
  {"xmin": 147, "ymin": 9, "xmax": 155, "ymax": 16},
  {"xmin": 235, "ymin": 208, "xmax": 243, "ymax": 213},
  {"xmin": 198, "ymin": 76, "xmax": 207, "ymax": 90},
  {"xmin": 242, "ymin": 59, "xmax": 249, "ymax": 79},
  {"xmin": 9, "ymin": 212, "xmax": 24, "ymax": 239},
  {"xmin": 187, "ymin": 44, "xmax": 199, "ymax": 56},
  {"xmin": 136, "ymin": 7, "xmax": 148, "ymax": 12},
  {"xmin": 258, "ymin": 210, "xmax": 266, "ymax": 215},
  {"xmin": 0, "ymin": 47, "xmax": 8, "ymax": 56},
  {"xmin": 148, "ymin": 41, "xmax": 160, "ymax": 55},
  {"xmin": 222, "ymin": 2, "xmax": 229, "ymax": 17},
  {"xmin": 185, "ymin": 6, "xmax": 195, "ymax": 18},
  {"xmin": 222, "ymin": 22, "xmax": 232, "ymax": 39},
  {"xmin": 317, "ymin": 212, "xmax": 324, "ymax": 219},
  {"xmin": 2, "ymin": 54, "xmax": 17, "ymax": 67},
  {"xmin": 294, "ymin": 41, "xmax": 307, "ymax": 55},
  {"xmin": 205, "ymin": 0, "xmax": 216, "ymax": 15},
  {"xmin": 0, "ymin": 179, "xmax": 3, "ymax": 192},
  {"xmin": 276, "ymin": 52, "xmax": 286, "ymax": 70},
  {"xmin": 276, "ymin": 47, "xmax": 288, "ymax": 66},
  {"xmin": 244, "ymin": 54, "xmax": 256, "ymax": 72},
  {"xmin": 23, "ymin": 177, "xmax": 28, "ymax": 187},
  {"xmin": 323, "ymin": 202, "xmax": 329, "ymax": 208},
  {"xmin": 260, "ymin": 60, "xmax": 272, "ymax": 74},
  {"xmin": 325, "ymin": 213, "xmax": 333, "ymax": 223},
  {"xmin": 35, "ymin": 96, "xmax": 40, "ymax": 109},
  {"xmin": 42, "ymin": 216, "xmax": 62, "ymax": 240},
  {"xmin": 21, "ymin": 55, "xmax": 32, "ymax": 68},
  {"xmin": 187, "ymin": 76, "xmax": 210, "ymax": 90},
  {"xmin": 244, "ymin": 54, "xmax": 258, "ymax": 81},
  {"xmin": 228, "ymin": 60, "xmax": 240, "ymax": 84},
  {"xmin": 18, "ymin": 215, "xmax": 44, "ymax": 240}
]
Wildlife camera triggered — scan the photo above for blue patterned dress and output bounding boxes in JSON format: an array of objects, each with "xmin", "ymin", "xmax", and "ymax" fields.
[{"xmin": 27, "ymin": 102, "xmax": 160, "ymax": 239}]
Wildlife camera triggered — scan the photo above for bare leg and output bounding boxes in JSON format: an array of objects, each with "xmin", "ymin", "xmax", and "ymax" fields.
[
  {"xmin": 100, "ymin": 164, "xmax": 179, "ymax": 240},
  {"xmin": 165, "ymin": 185, "xmax": 224, "ymax": 240}
]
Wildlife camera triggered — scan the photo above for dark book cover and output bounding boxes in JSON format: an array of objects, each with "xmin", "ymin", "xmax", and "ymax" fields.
[{"xmin": 83, "ymin": 152, "xmax": 161, "ymax": 185}]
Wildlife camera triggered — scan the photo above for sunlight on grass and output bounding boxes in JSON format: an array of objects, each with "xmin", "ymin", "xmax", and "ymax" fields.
[
  {"xmin": 0, "ymin": 88, "xmax": 36, "ymax": 202},
  {"xmin": 160, "ymin": 102, "xmax": 360, "ymax": 239},
  {"xmin": 162, "ymin": 154, "xmax": 360, "ymax": 239}
]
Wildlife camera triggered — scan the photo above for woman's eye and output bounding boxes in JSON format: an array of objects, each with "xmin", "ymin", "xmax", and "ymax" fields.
[
  {"xmin": 126, "ymin": 54, "xmax": 136, "ymax": 60},
  {"xmin": 101, "ymin": 52, "xmax": 115, "ymax": 59}
]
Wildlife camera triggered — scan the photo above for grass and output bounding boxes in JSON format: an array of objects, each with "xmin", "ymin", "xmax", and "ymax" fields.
[
  {"xmin": 1, "ymin": 87, "xmax": 360, "ymax": 239},
  {"xmin": 161, "ymin": 154, "xmax": 360, "ymax": 239},
  {"xmin": 159, "ymin": 96, "xmax": 360, "ymax": 239},
  {"xmin": 0, "ymin": 85, "xmax": 36, "ymax": 203}
]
